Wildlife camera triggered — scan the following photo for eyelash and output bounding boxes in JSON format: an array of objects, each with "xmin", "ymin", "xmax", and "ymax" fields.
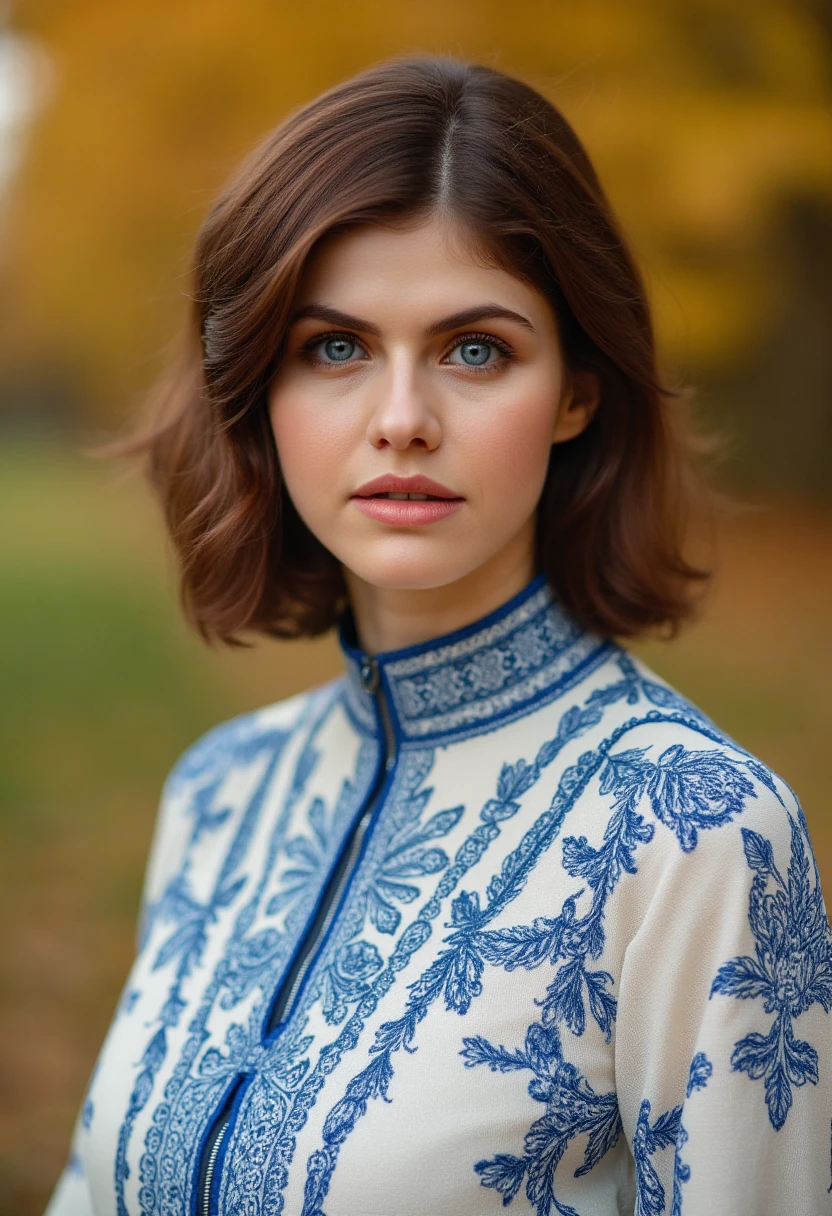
[{"xmin": 299, "ymin": 329, "xmax": 515, "ymax": 374}]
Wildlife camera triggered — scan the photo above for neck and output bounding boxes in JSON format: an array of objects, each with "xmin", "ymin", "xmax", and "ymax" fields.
[{"xmin": 342, "ymin": 539, "xmax": 537, "ymax": 655}]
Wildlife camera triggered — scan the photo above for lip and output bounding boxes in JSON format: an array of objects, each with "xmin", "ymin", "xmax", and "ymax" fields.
[
  {"xmin": 352, "ymin": 497, "xmax": 464, "ymax": 526},
  {"xmin": 352, "ymin": 473, "xmax": 462, "ymax": 499}
]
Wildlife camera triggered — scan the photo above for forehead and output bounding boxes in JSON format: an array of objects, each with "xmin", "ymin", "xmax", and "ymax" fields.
[{"xmin": 293, "ymin": 213, "xmax": 552, "ymax": 324}]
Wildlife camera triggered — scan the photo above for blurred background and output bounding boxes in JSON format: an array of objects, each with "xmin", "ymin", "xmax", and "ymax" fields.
[{"xmin": 0, "ymin": 1, "xmax": 829, "ymax": 1210}]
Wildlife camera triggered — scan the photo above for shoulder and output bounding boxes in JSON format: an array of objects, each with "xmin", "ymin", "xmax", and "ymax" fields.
[
  {"xmin": 160, "ymin": 675, "xmax": 342, "ymax": 801},
  {"xmin": 136, "ymin": 677, "xmax": 342, "ymax": 926},
  {"xmin": 583, "ymin": 646, "xmax": 817, "ymax": 879}
]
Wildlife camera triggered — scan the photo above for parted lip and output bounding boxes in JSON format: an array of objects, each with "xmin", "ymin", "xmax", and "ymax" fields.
[{"xmin": 352, "ymin": 474, "xmax": 462, "ymax": 499}]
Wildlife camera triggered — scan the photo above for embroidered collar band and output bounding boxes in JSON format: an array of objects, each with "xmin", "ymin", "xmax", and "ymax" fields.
[{"xmin": 337, "ymin": 572, "xmax": 612, "ymax": 746}]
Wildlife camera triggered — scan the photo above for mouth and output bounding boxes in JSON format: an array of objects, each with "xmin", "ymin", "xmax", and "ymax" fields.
[{"xmin": 364, "ymin": 492, "xmax": 460, "ymax": 501}]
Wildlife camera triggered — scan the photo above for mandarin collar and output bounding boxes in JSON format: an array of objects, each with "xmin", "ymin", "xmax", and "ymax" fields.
[{"xmin": 337, "ymin": 573, "xmax": 609, "ymax": 747}]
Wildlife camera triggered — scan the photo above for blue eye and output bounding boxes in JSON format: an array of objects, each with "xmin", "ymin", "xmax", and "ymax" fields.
[
  {"xmin": 320, "ymin": 336, "xmax": 358, "ymax": 362},
  {"xmin": 456, "ymin": 341, "xmax": 493, "ymax": 366},
  {"xmin": 446, "ymin": 334, "xmax": 511, "ymax": 369}
]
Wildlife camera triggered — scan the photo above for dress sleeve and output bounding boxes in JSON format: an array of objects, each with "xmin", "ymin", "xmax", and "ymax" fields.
[{"xmin": 614, "ymin": 767, "xmax": 832, "ymax": 1215}]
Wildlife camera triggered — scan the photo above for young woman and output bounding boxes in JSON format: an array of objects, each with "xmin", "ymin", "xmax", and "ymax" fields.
[{"xmin": 46, "ymin": 56, "xmax": 831, "ymax": 1216}]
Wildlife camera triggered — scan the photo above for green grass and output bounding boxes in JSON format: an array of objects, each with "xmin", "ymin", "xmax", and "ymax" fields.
[{"xmin": 1, "ymin": 441, "xmax": 829, "ymax": 1214}]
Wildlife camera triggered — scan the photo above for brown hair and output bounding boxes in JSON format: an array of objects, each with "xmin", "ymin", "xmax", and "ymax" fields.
[{"xmin": 122, "ymin": 54, "xmax": 708, "ymax": 644}]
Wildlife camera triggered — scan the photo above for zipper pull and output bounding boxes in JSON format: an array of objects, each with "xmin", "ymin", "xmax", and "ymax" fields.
[
  {"xmin": 359, "ymin": 656, "xmax": 380, "ymax": 694},
  {"xmin": 358, "ymin": 656, "xmax": 396, "ymax": 770}
]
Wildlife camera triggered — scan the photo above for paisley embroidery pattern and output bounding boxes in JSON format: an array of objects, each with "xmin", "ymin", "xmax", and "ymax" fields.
[
  {"xmin": 117, "ymin": 711, "xmax": 299, "ymax": 1216},
  {"xmin": 710, "ymin": 815, "xmax": 832, "ymax": 1129},
  {"xmin": 139, "ymin": 700, "xmax": 374, "ymax": 1215}
]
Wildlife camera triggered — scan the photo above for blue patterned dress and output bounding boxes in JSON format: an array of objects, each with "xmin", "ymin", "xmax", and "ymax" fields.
[{"xmin": 46, "ymin": 573, "xmax": 832, "ymax": 1215}]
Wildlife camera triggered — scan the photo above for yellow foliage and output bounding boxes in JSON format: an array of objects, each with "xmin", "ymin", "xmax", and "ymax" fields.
[{"xmin": 4, "ymin": 0, "xmax": 831, "ymax": 421}]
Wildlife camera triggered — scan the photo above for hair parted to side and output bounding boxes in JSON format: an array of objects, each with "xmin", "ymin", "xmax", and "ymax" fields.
[{"xmin": 121, "ymin": 54, "xmax": 709, "ymax": 645}]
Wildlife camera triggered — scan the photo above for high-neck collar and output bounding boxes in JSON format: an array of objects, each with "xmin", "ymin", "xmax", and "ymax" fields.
[{"xmin": 337, "ymin": 573, "xmax": 611, "ymax": 746}]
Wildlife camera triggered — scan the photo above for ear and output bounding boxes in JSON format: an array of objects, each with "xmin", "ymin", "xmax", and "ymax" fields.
[{"xmin": 552, "ymin": 370, "xmax": 601, "ymax": 445}]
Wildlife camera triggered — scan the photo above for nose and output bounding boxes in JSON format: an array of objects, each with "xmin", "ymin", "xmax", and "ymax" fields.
[{"xmin": 365, "ymin": 357, "xmax": 442, "ymax": 451}]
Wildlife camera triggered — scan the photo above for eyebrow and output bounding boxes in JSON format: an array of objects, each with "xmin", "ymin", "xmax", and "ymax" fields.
[{"xmin": 289, "ymin": 302, "xmax": 536, "ymax": 337}]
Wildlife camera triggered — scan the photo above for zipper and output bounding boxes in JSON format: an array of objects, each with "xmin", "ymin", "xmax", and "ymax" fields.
[
  {"xmin": 264, "ymin": 655, "xmax": 396, "ymax": 1035},
  {"xmin": 195, "ymin": 1075, "xmax": 246, "ymax": 1216},
  {"xmin": 196, "ymin": 656, "xmax": 395, "ymax": 1216},
  {"xmin": 200, "ymin": 1118, "xmax": 228, "ymax": 1216}
]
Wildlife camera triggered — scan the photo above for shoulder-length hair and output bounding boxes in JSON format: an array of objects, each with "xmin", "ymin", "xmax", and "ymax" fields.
[{"xmin": 123, "ymin": 54, "xmax": 708, "ymax": 644}]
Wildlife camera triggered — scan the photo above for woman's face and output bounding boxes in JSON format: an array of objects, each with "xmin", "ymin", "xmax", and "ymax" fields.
[{"xmin": 268, "ymin": 212, "xmax": 597, "ymax": 603}]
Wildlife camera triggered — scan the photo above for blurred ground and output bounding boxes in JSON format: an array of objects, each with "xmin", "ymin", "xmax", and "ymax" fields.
[{"xmin": 0, "ymin": 442, "xmax": 829, "ymax": 1214}]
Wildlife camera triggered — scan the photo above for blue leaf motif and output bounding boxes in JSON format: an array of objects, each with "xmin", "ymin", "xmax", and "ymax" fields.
[
  {"xmin": 765, "ymin": 1061, "xmax": 793, "ymax": 1131},
  {"xmin": 474, "ymin": 1154, "xmax": 526, "ymax": 1205},
  {"xmin": 649, "ymin": 1106, "xmax": 682, "ymax": 1151},
  {"xmin": 477, "ymin": 905, "xmax": 577, "ymax": 972},
  {"xmin": 444, "ymin": 939, "xmax": 484, "ymax": 1014},
  {"xmin": 742, "ymin": 828, "xmax": 776, "ymax": 874},
  {"xmin": 542, "ymin": 958, "xmax": 586, "ymax": 1036},
  {"xmin": 450, "ymin": 889, "xmax": 481, "ymax": 927},
  {"xmin": 584, "ymin": 969, "xmax": 617, "ymax": 1041},
  {"xmin": 498, "ymin": 759, "xmax": 537, "ymax": 803},
  {"xmin": 686, "ymin": 1052, "xmax": 713, "ymax": 1097},
  {"xmin": 599, "ymin": 748, "xmax": 651, "ymax": 798},
  {"xmin": 461, "ymin": 1036, "xmax": 529, "ymax": 1073},
  {"xmin": 731, "ymin": 1022, "xmax": 778, "ymax": 1080},
  {"xmin": 713, "ymin": 814, "xmax": 832, "ymax": 1128},
  {"xmin": 710, "ymin": 956, "xmax": 772, "ymax": 1003}
]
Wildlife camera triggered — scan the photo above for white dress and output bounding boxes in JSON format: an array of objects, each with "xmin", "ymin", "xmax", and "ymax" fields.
[{"xmin": 45, "ymin": 573, "xmax": 832, "ymax": 1215}]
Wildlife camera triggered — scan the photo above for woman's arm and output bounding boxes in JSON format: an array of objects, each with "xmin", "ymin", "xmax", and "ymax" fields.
[{"xmin": 615, "ymin": 766, "xmax": 832, "ymax": 1214}]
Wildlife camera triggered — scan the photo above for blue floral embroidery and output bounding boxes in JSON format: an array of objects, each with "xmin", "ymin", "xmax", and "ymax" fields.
[
  {"xmin": 475, "ymin": 741, "xmax": 757, "ymax": 1044},
  {"xmin": 119, "ymin": 718, "xmax": 296, "ymax": 1216},
  {"xmin": 632, "ymin": 1098, "xmax": 683, "ymax": 1216},
  {"xmin": 303, "ymin": 703, "xmax": 762, "ymax": 1214},
  {"xmin": 632, "ymin": 1053, "xmax": 712, "ymax": 1216},
  {"xmin": 589, "ymin": 742, "xmax": 757, "ymax": 854},
  {"xmin": 710, "ymin": 815, "xmax": 832, "ymax": 1129},
  {"xmin": 464, "ymin": 1021, "xmax": 621, "ymax": 1216},
  {"xmin": 460, "ymin": 742, "xmax": 751, "ymax": 1212},
  {"xmin": 138, "ymin": 700, "xmax": 364, "ymax": 1215},
  {"xmin": 670, "ymin": 1052, "xmax": 712, "ymax": 1216},
  {"xmin": 302, "ymin": 691, "xmax": 623, "ymax": 1214}
]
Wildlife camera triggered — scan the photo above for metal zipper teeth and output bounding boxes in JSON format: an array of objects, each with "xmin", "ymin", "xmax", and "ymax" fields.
[
  {"xmin": 201, "ymin": 1114, "xmax": 230, "ymax": 1216},
  {"xmin": 272, "ymin": 660, "xmax": 397, "ymax": 1027},
  {"xmin": 277, "ymin": 809, "xmax": 375, "ymax": 1016}
]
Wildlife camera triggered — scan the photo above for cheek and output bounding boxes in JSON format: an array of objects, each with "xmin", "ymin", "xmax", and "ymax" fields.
[
  {"xmin": 269, "ymin": 388, "xmax": 353, "ymax": 495},
  {"xmin": 461, "ymin": 386, "xmax": 558, "ymax": 501}
]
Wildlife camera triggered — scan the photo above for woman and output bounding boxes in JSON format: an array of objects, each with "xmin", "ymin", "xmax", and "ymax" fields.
[{"xmin": 46, "ymin": 56, "xmax": 831, "ymax": 1216}]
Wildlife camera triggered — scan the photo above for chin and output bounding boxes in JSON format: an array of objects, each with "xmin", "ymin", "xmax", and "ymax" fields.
[{"xmin": 340, "ymin": 548, "xmax": 488, "ymax": 594}]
